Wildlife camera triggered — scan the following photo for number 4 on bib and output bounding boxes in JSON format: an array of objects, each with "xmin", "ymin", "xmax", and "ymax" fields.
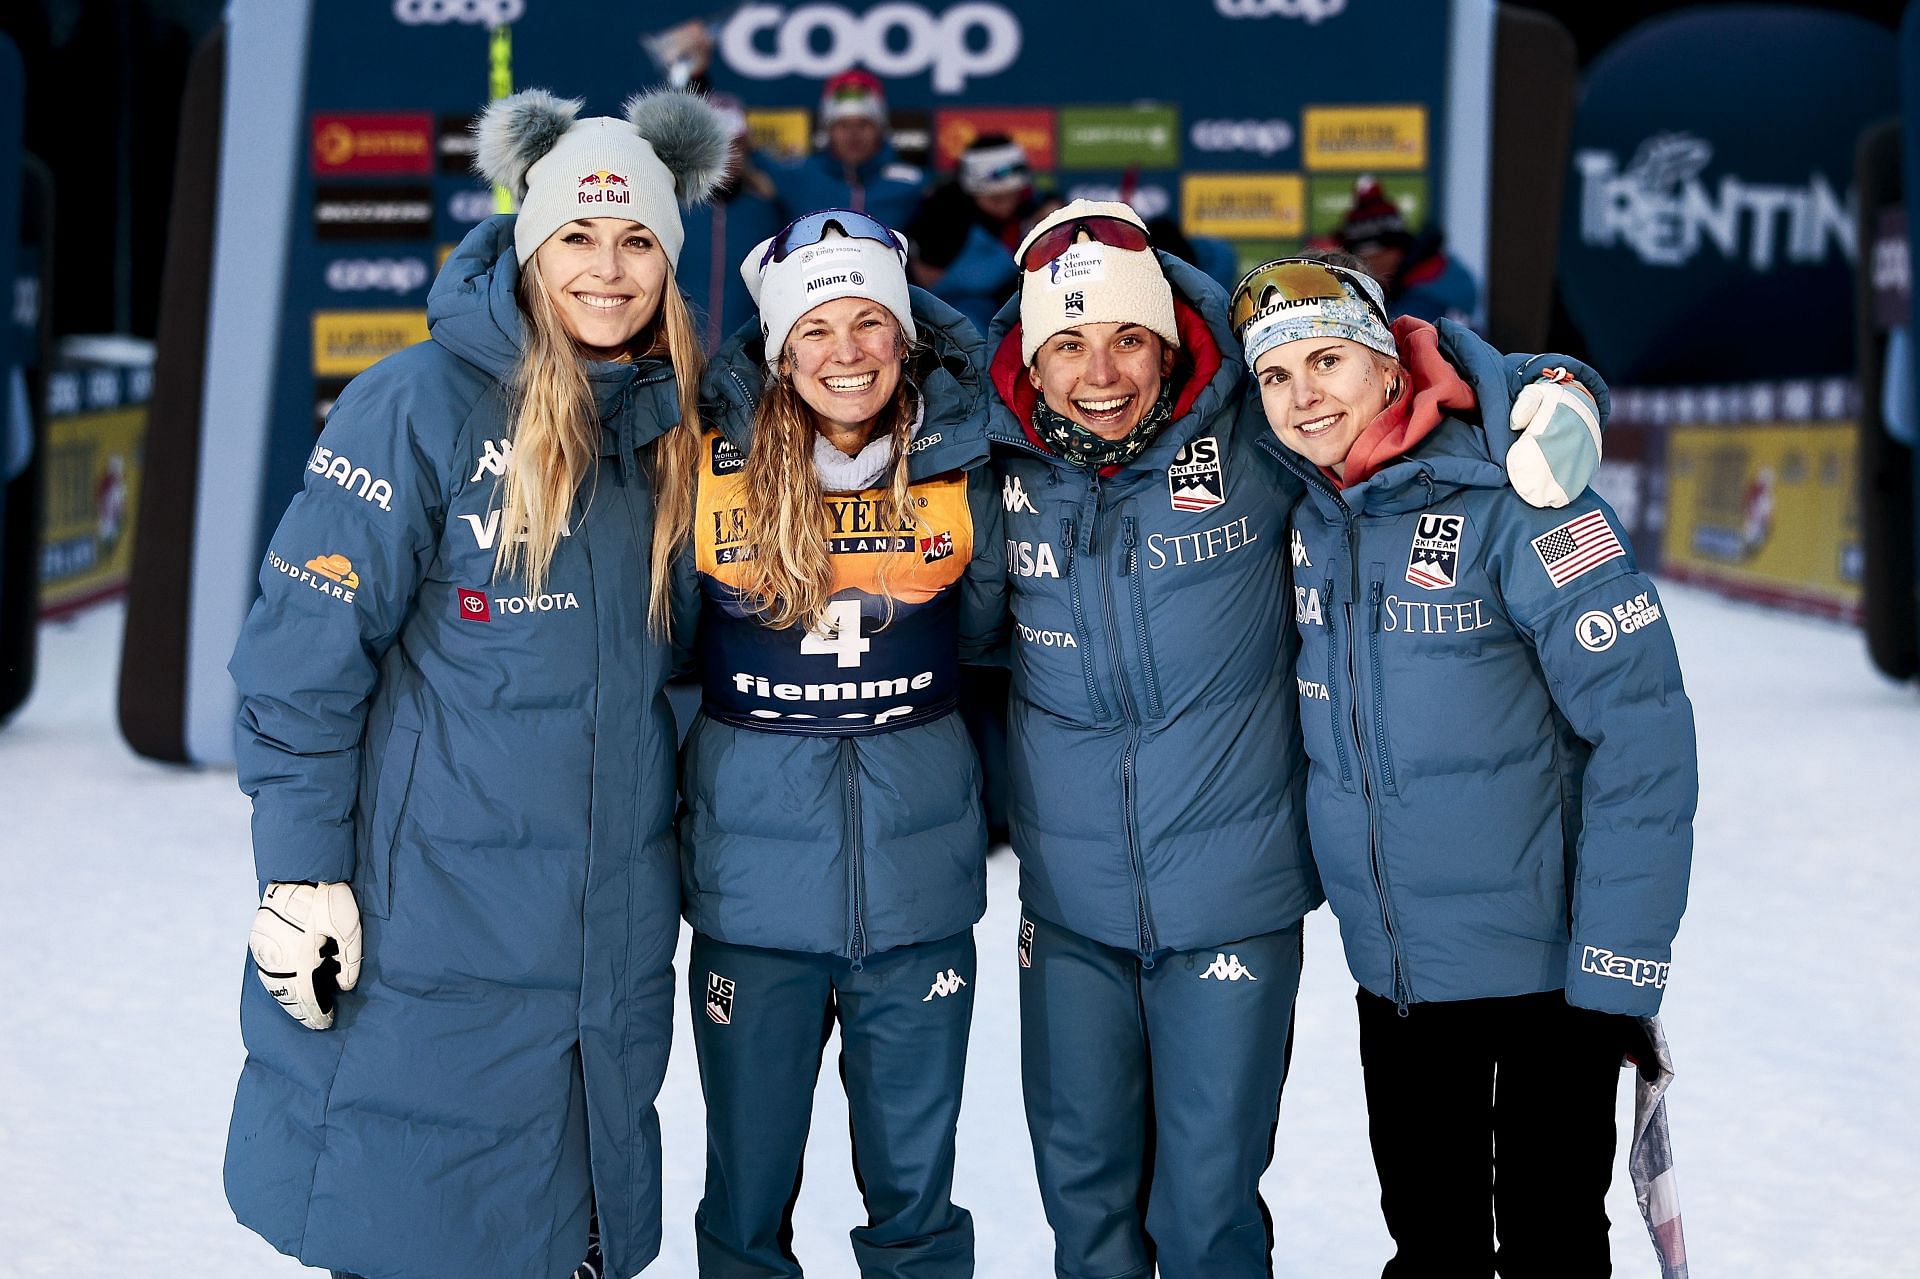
[{"xmin": 800, "ymin": 599, "xmax": 871, "ymax": 668}]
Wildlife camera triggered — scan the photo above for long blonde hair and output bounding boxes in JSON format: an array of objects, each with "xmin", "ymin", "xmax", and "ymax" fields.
[
  {"xmin": 732, "ymin": 334, "xmax": 922, "ymax": 632},
  {"xmin": 495, "ymin": 252, "xmax": 705, "ymax": 628}
]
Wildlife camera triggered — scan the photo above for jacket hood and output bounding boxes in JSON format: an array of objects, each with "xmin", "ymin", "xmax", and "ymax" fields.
[
  {"xmin": 700, "ymin": 283, "xmax": 990, "ymax": 479},
  {"xmin": 428, "ymin": 215, "xmax": 680, "ymax": 456},
  {"xmin": 983, "ymin": 249, "xmax": 1246, "ymax": 475},
  {"xmin": 1287, "ymin": 318, "xmax": 1517, "ymax": 519}
]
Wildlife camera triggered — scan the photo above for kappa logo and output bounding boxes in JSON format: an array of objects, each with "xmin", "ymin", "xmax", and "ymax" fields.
[
  {"xmin": 1291, "ymin": 528, "xmax": 1311, "ymax": 568},
  {"xmin": 705, "ymin": 972, "xmax": 736, "ymax": 1024},
  {"xmin": 1018, "ymin": 917, "xmax": 1035, "ymax": 968},
  {"xmin": 1168, "ymin": 435, "xmax": 1224, "ymax": 511},
  {"xmin": 1200, "ymin": 952, "xmax": 1258, "ymax": 981},
  {"xmin": 1406, "ymin": 513, "xmax": 1463, "ymax": 590},
  {"xmin": 923, "ymin": 968, "xmax": 969, "ymax": 1001},
  {"xmin": 469, "ymin": 438, "xmax": 512, "ymax": 483},
  {"xmin": 1002, "ymin": 475, "xmax": 1038, "ymax": 514},
  {"xmin": 1581, "ymin": 946, "xmax": 1669, "ymax": 990}
]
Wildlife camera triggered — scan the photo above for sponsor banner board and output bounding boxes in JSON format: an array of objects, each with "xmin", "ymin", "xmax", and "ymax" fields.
[
  {"xmin": 1182, "ymin": 173, "xmax": 1305, "ymax": 240},
  {"xmin": 312, "ymin": 309, "xmax": 430, "ymax": 377},
  {"xmin": 1301, "ymin": 104, "xmax": 1426, "ymax": 171}
]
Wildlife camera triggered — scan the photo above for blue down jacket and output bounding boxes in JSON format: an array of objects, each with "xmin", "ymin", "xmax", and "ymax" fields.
[
  {"xmin": 1276, "ymin": 320, "xmax": 1696, "ymax": 1017},
  {"xmin": 676, "ymin": 287, "xmax": 1005, "ymax": 961},
  {"xmin": 224, "ymin": 217, "xmax": 682, "ymax": 1279},
  {"xmin": 982, "ymin": 254, "xmax": 1321, "ymax": 955},
  {"xmin": 767, "ymin": 144, "xmax": 927, "ymax": 228}
]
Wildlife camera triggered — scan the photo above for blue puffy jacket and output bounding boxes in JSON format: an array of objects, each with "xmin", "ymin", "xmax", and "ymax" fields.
[
  {"xmin": 676, "ymin": 288, "xmax": 1005, "ymax": 961},
  {"xmin": 767, "ymin": 144, "xmax": 926, "ymax": 229},
  {"xmin": 1276, "ymin": 321, "xmax": 1696, "ymax": 1017},
  {"xmin": 224, "ymin": 217, "xmax": 682, "ymax": 1279},
  {"xmin": 982, "ymin": 254, "xmax": 1321, "ymax": 955},
  {"xmin": 927, "ymin": 222, "xmax": 1020, "ymax": 340}
]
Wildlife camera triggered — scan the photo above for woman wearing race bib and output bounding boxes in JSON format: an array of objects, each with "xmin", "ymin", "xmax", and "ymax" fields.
[
  {"xmin": 1232, "ymin": 251, "xmax": 1695, "ymax": 1276},
  {"xmin": 222, "ymin": 88, "xmax": 729, "ymax": 1279},
  {"xmin": 669, "ymin": 209, "xmax": 1004, "ymax": 1279}
]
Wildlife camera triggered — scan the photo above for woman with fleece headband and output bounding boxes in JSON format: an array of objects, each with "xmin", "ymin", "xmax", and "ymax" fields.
[
  {"xmin": 1235, "ymin": 251, "xmax": 1695, "ymax": 1277},
  {"xmin": 982, "ymin": 201, "xmax": 1617, "ymax": 1279},
  {"xmin": 666, "ymin": 209, "xmax": 1004, "ymax": 1279}
]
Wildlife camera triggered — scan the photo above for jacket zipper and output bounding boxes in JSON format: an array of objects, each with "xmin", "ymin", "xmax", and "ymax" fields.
[
  {"xmin": 1122, "ymin": 515, "xmax": 1163, "ymax": 720},
  {"xmin": 1368, "ymin": 580, "xmax": 1398, "ymax": 795},
  {"xmin": 1058, "ymin": 515, "xmax": 1109, "ymax": 720},
  {"xmin": 841, "ymin": 738, "xmax": 867, "ymax": 971},
  {"xmin": 1088, "ymin": 477, "xmax": 1158, "ymax": 963},
  {"xmin": 1324, "ymin": 575, "xmax": 1352, "ymax": 789}
]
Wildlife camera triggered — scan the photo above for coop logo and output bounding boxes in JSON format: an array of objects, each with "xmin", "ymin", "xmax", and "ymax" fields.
[
  {"xmin": 392, "ymin": 0, "xmax": 524, "ymax": 25},
  {"xmin": 576, "ymin": 170, "xmax": 631, "ymax": 206},
  {"xmin": 720, "ymin": 3, "xmax": 1022, "ymax": 93},
  {"xmin": 1190, "ymin": 118, "xmax": 1296, "ymax": 157},
  {"xmin": 1575, "ymin": 133, "xmax": 1854, "ymax": 271},
  {"xmin": 307, "ymin": 445, "xmax": 396, "ymax": 511},
  {"xmin": 325, "ymin": 257, "xmax": 431, "ymax": 295},
  {"xmin": 1214, "ymin": 0, "xmax": 1347, "ymax": 21}
]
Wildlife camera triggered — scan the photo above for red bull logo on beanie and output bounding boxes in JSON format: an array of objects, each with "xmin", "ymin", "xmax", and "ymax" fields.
[{"xmin": 576, "ymin": 172, "xmax": 632, "ymax": 205}]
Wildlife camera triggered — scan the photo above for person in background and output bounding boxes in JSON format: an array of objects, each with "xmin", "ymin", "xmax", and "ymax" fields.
[
  {"xmin": 1337, "ymin": 176, "xmax": 1479, "ymax": 326},
  {"xmin": 1142, "ymin": 213, "xmax": 1241, "ymax": 296},
  {"xmin": 223, "ymin": 86, "xmax": 731, "ymax": 1279},
  {"xmin": 676, "ymin": 92, "xmax": 783, "ymax": 351},
  {"xmin": 907, "ymin": 133, "xmax": 1038, "ymax": 337},
  {"xmin": 768, "ymin": 69, "xmax": 926, "ymax": 228},
  {"xmin": 1234, "ymin": 251, "xmax": 1693, "ymax": 1278},
  {"xmin": 670, "ymin": 210, "xmax": 1003, "ymax": 1278}
]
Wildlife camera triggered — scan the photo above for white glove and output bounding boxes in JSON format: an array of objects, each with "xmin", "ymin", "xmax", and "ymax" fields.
[
  {"xmin": 249, "ymin": 881, "xmax": 363, "ymax": 1030},
  {"xmin": 1507, "ymin": 367, "xmax": 1603, "ymax": 509}
]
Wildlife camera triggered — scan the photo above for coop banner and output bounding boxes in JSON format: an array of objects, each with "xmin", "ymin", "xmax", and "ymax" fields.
[{"xmin": 1558, "ymin": 7, "xmax": 1896, "ymax": 385}]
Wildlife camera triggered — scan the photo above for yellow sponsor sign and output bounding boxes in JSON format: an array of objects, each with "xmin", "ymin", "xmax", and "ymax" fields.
[
  {"xmin": 40, "ymin": 405, "xmax": 147, "ymax": 614},
  {"xmin": 1302, "ymin": 105, "xmax": 1427, "ymax": 171},
  {"xmin": 1661, "ymin": 421, "xmax": 1861, "ymax": 618},
  {"xmin": 1181, "ymin": 174, "xmax": 1305, "ymax": 239},
  {"xmin": 747, "ymin": 108, "xmax": 811, "ymax": 162},
  {"xmin": 313, "ymin": 310, "xmax": 429, "ymax": 377}
]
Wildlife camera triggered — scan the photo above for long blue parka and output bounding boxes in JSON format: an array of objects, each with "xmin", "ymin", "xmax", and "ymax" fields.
[
  {"xmin": 982, "ymin": 253, "xmax": 1322, "ymax": 955},
  {"xmin": 1276, "ymin": 320, "xmax": 1696, "ymax": 1018},
  {"xmin": 676, "ymin": 286, "xmax": 1006, "ymax": 961},
  {"xmin": 225, "ymin": 216, "xmax": 682, "ymax": 1279}
]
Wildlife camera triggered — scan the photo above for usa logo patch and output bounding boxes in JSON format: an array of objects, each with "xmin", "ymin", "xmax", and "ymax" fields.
[
  {"xmin": 705, "ymin": 972, "xmax": 735, "ymax": 1025},
  {"xmin": 1406, "ymin": 514, "xmax": 1463, "ymax": 590},
  {"xmin": 1018, "ymin": 918, "xmax": 1035, "ymax": 969},
  {"xmin": 1168, "ymin": 436, "xmax": 1224, "ymax": 512}
]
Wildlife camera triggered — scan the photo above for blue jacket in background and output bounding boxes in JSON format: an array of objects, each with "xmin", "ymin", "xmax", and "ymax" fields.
[
  {"xmin": 677, "ymin": 171, "xmax": 784, "ymax": 351},
  {"xmin": 982, "ymin": 253, "xmax": 1321, "ymax": 956},
  {"xmin": 224, "ymin": 217, "xmax": 682, "ymax": 1279},
  {"xmin": 1277, "ymin": 320, "xmax": 1696, "ymax": 1018},
  {"xmin": 676, "ymin": 287, "xmax": 1005, "ymax": 961},
  {"xmin": 767, "ymin": 144, "xmax": 926, "ymax": 229},
  {"xmin": 926, "ymin": 222, "xmax": 1020, "ymax": 340}
]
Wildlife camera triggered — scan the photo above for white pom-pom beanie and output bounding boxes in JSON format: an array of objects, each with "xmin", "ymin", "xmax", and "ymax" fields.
[
  {"xmin": 742, "ymin": 224, "xmax": 916, "ymax": 371},
  {"xmin": 512, "ymin": 119, "xmax": 686, "ymax": 267},
  {"xmin": 1015, "ymin": 200, "xmax": 1178, "ymax": 366}
]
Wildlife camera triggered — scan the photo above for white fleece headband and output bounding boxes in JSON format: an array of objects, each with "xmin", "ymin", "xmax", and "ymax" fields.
[
  {"xmin": 1015, "ymin": 200, "xmax": 1178, "ymax": 366},
  {"xmin": 1236, "ymin": 258, "xmax": 1397, "ymax": 372},
  {"xmin": 514, "ymin": 118, "xmax": 687, "ymax": 267},
  {"xmin": 742, "ymin": 226, "xmax": 916, "ymax": 371}
]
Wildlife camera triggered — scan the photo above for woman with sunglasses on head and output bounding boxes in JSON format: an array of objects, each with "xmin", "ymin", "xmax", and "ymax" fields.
[
  {"xmin": 222, "ymin": 89, "xmax": 729, "ymax": 1279},
  {"xmin": 1233, "ymin": 251, "xmax": 1695, "ymax": 1278},
  {"xmin": 984, "ymin": 202, "xmax": 1617, "ymax": 1279},
  {"xmin": 667, "ymin": 208, "xmax": 1005, "ymax": 1279}
]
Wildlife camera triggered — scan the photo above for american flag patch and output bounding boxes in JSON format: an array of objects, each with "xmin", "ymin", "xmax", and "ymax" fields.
[{"xmin": 1532, "ymin": 510, "xmax": 1625, "ymax": 587}]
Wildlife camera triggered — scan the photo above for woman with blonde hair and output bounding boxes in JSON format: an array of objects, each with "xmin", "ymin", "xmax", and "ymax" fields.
[
  {"xmin": 670, "ymin": 209, "xmax": 1003, "ymax": 1278},
  {"xmin": 222, "ymin": 87, "xmax": 729, "ymax": 1279}
]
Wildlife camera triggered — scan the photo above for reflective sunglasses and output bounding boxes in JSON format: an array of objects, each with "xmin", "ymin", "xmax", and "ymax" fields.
[
  {"xmin": 759, "ymin": 208, "xmax": 901, "ymax": 270},
  {"xmin": 1229, "ymin": 258, "xmax": 1391, "ymax": 338},
  {"xmin": 1018, "ymin": 215, "xmax": 1151, "ymax": 274}
]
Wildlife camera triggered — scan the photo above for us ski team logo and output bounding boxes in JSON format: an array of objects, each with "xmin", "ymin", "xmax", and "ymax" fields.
[
  {"xmin": 1168, "ymin": 436, "xmax": 1224, "ymax": 511},
  {"xmin": 705, "ymin": 972, "xmax": 736, "ymax": 1025},
  {"xmin": 1018, "ymin": 917, "xmax": 1035, "ymax": 968},
  {"xmin": 1406, "ymin": 514, "xmax": 1463, "ymax": 590}
]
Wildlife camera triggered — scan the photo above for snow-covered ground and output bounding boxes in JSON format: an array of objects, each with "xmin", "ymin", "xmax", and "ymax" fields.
[{"xmin": 3, "ymin": 584, "xmax": 1917, "ymax": 1278}]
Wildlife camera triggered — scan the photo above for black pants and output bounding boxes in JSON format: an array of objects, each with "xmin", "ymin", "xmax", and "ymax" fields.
[{"xmin": 1356, "ymin": 988, "xmax": 1625, "ymax": 1279}]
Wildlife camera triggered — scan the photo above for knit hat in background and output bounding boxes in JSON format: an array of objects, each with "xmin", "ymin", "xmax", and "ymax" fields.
[
  {"xmin": 1015, "ymin": 200, "xmax": 1178, "ymax": 367},
  {"xmin": 1235, "ymin": 257, "xmax": 1398, "ymax": 373},
  {"xmin": 1337, "ymin": 177, "xmax": 1413, "ymax": 256},
  {"xmin": 818, "ymin": 69, "xmax": 889, "ymax": 127},
  {"xmin": 474, "ymin": 87, "xmax": 732, "ymax": 268},
  {"xmin": 958, "ymin": 136, "xmax": 1030, "ymax": 197},
  {"xmin": 742, "ymin": 220, "xmax": 917, "ymax": 371}
]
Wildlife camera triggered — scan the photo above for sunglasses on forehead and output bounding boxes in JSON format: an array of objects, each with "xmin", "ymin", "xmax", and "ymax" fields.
[
  {"xmin": 759, "ymin": 208, "xmax": 902, "ymax": 270},
  {"xmin": 1229, "ymin": 258, "xmax": 1391, "ymax": 338},
  {"xmin": 1018, "ymin": 215, "xmax": 1152, "ymax": 274}
]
